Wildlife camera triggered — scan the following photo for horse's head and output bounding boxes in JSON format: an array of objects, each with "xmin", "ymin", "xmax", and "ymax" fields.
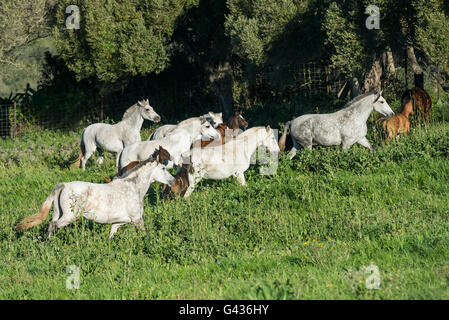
[
  {"xmin": 260, "ymin": 126, "xmax": 280, "ymax": 156},
  {"xmin": 138, "ymin": 99, "xmax": 161, "ymax": 123},
  {"xmin": 373, "ymin": 91, "xmax": 394, "ymax": 118},
  {"xmin": 151, "ymin": 162, "xmax": 176, "ymax": 187},
  {"xmin": 199, "ymin": 118, "xmax": 221, "ymax": 140},
  {"xmin": 151, "ymin": 145, "xmax": 174, "ymax": 168},
  {"xmin": 203, "ymin": 112, "xmax": 223, "ymax": 128},
  {"xmin": 229, "ymin": 110, "xmax": 248, "ymax": 130}
]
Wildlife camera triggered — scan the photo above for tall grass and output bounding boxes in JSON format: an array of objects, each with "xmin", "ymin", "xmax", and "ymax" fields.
[{"xmin": 0, "ymin": 100, "xmax": 448, "ymax": 299}]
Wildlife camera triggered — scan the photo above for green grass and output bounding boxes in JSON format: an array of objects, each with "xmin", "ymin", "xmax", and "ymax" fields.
[{"xmin": 0, "ymin": 104, "xmax": 448, "ymax": 299}]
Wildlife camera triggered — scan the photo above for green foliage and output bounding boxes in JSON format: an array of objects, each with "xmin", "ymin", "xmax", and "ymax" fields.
[
  {"xmin": 53, "ymin": 0, "xmax": 196, "ymax": 82},
  {"xmin": 1, "ymin": 102, "xmax": 448, "ymax": 299},
  {"xmin": 323, "ymin": 1, "xmax": 369, "ymax": 77},
  {"xmin": 415, "ymin": 1, "xmax": 449, "ymax": 66}
]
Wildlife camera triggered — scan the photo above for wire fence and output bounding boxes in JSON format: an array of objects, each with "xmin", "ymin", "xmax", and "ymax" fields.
[{"xmin": 1, "ymin": 61, "xmax": 445, "ymax": 141}]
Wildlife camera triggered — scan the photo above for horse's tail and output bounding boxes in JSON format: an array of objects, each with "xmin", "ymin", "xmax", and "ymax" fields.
[
  {"xmin": 278, "ymin": 121, "xmax": 290, "ymax": 151},
  {"xmin": 116, "ymin": 149, "xmax": 124, "ymax": 171},
  {"xmin": 376, "ymin": 116, "xmax": 387, "ymax": 124},
  {"xmin": 15, "ymin": 184, "xmax": 65, "ymax": 232},
  {"xmin": 70, "ymin": 132, "xmax": 86, "ymax": 169}
]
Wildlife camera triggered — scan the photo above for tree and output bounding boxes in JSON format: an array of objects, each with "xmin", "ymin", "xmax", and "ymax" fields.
[
  {"xmin": 172, "ymin": 0, "xmax": 235, "ymax": 118},
  {"xmin": 0, "ymin": 0, "xmax": 54, "ymax": 67},
  {"xmin": 323, "ymin": 0, "xmax": 449, "ymax": 92},
  {"xmin": 0, "ymin": 1, "xmax": 57, "ymax": 95},
  {"xmin": 53, "ymin": 0, "xmax": 197, "ymax": 84}
]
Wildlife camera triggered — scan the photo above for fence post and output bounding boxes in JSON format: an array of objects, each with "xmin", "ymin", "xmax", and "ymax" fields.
[
  {"xmin": 437, "ymin": 65, "xmax": 440, "ymax": 101},
  {"xmin": 100, "ymin": 95, "xmax": 104, "ymax": 122},
  {"xmin": 404, "ymin": 48, "xmax": 408, "ymax": 89},
  {"xmin": 13, "ymin": 102, "xmax": 17, "ymax": 140}
]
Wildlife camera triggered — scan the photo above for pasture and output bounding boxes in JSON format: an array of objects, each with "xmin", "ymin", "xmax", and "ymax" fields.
[{"xmin": 0, "ymin": 101, "xmax": 448, "ymax": 300}]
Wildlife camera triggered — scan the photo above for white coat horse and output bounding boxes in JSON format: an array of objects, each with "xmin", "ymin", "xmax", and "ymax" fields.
[
  {"xmin": 183, "ymin": 126, "xmax": 280, "ymax": 197},
  {"xmin": 119, "ymin": 118, "xmax": 220, "ymax": 170},
  {"xmin": 76, "ymin": 99, "xmax": 161, "ymax": 170},
  {"xmin": 149, "ymin": 112, "xmax": 223, "ymax": 140},
  {"xmin": 288, "ymin": 91, "xmax": 394, "ymax": 159},
  {"xmin": 16, "ymin": 153, "xmax": 175, "ymax": 240}
]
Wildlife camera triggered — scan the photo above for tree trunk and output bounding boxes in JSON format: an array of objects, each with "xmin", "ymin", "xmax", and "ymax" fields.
[
  {"xmin": 338, "ymin": 77, "xmax": 360, "ymax": 99},
  {"xmin": 208, "ymin": 61, "xmax": 234, "ymax": 120},
  {"xmin": 384, "ymin": 46, "xmax": 396, "ymax": 78},
  {"xmin": 407, "ymin": 46, "xmax": 424, "ymax": 89},
  {"xmin": 363, "ymin": 57, "xmax": 383, "ymax": 93},
  {"xmin": 350, "ymin": 77, "xmax": 360, "ymax": 98},
  {"xmin": 407, "ymin": 46, "xmax": 423, "ymax": 75}
]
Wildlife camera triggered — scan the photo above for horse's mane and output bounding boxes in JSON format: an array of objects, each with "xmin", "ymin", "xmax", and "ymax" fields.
[
  {"xmin": 178, "ymin": 117, "xmax": 201, "ymax": 126},
  {"xmin": 117, "ymin": 148, "xmax": 161, "ymax": 180},
  {"xmin": 343, "ymin": 92, "xmax": 377, "ymax": 109},
  {"xmin": 122, "ymin": 104, "xmax": 139, "ymax": 120}
]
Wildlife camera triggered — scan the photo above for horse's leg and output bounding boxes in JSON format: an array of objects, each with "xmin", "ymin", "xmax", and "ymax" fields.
[
  {"xmin": 109, "ymin": 223, "xmax": 126, "ymax": 240},
  {"xmin": 235, "ymin": 172, "xmax": 247, "ymax": 186},
  {"xmin": 385, "ymin": 127, "xmax": 394, "ymax": 144},
  {"xmin": 49, "ymin": 212, "xmax": 78, "ymax": 238},
  {"xmin": 183, "ymin": 172, "xmax": 199, "ymax": 198},
  {"xmin": 288, "ymin": 137, "xmax": 301, "ymax": 160},
  {"xmin": 115, "ymin": 149, "xmax": 122, "ymax": 173},
  {"xmin": 357, "ymin": 137, "xmax": 375, "ymax": 153},
  {"xmin": 46, "ymin": 192, "xmax": 62, "ymax": 239},
  {"xmin": 133, "ymin": 218, "xmax": 145, "ymax": 232},
  {"xmin": 81, "ymin": 146, "xmax": 95, "ymax": 171},
  {"xmin": 96, "ymin": 148, "xmax": 104, "ymax": 165}
]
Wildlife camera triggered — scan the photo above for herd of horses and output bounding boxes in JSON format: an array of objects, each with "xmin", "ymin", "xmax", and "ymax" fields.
[{"xmin": 15, "ymin": 87, "xmax": 432, "ymax": 240}]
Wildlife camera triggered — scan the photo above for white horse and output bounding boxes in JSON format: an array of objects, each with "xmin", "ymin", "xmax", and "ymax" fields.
[
  {"xmin": 75, "ymin": 99, "xmax": 161, "ymax": 170},
  {"xmin": 183, "ymin": 126, "xmax": 280, "ymax": 197},
  {"xmin": 288, "ymin": 91, "xmax": 394, "ymax": 159},
  {"xmin": 16, "ymin": 154, "xmax": 175, "ymax": 240},
  {"xmin": 149, "ymin": 112, "xmax": 223, "ymax": 140},
  {"xmin": 119, "ymin": 118, "xmax": 220, "ymax": 170}
]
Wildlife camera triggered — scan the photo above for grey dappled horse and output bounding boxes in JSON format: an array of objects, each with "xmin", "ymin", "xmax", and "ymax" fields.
[
  {"xmin": 288, "ymin": 91, "xmax": 394, "ymax": 159},
  {"xmin": 77, "ymin": 99, "xmax": 161, "ymax": 170},
  {"xmin": 16, "ymin": 155, "xmax": 175, "ymax": 240}
]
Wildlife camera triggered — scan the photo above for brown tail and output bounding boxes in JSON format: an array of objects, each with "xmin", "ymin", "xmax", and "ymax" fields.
[
  {"xmin": 278, "ymin": 121, "xmax": 291, "ymax": 151},
  {"xmin": 15, "ymin": 184, "xmax": 64, "ymax": 232},
  {"xmin": 70, "ymin": 151, "xmax": 83, "ymax": 168},
  {"xmin": 70, "ymin": 137, "xmax": 85, "ymax": 169}
]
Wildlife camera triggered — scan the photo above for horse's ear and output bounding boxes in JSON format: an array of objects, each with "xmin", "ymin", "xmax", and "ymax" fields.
[
  {"xmin": 266, "ymin": 125, "xmax": 271, "ymax": 132},
  {"xmin": 200, "ymin": 116, "xmax": 206, "ymax": 123},
  {"xmin": 374, "ymin": 91, "xmax": 382, "ymax": 103}
]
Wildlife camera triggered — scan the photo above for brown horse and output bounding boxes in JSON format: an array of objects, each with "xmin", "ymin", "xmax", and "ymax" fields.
[
  {"xmin": 104, "ymin": 145, "xmax": 171, "ymax": 182},
  {"xmin": 401, "ymin": 87, "xmax": 432, "ymax": 123},
  {"xmin": 194, "ymin": 123, "xmax": 228, "ymax": 148},
  {"xmin": 377, "ymin": 99, "xmax": 414, "ymax": 143},
  {"xmin": 227, "ymin": 110, "xmax": 248, "ymax": 131},
  {"xmin": 162, "ymin": 160, "xmax": 191, "ymax": 199}
]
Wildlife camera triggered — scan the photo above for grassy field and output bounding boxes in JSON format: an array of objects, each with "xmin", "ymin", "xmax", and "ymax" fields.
[{"xmin": 0, "ymin": 102, "xmax": 448, "ymax": 299}]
